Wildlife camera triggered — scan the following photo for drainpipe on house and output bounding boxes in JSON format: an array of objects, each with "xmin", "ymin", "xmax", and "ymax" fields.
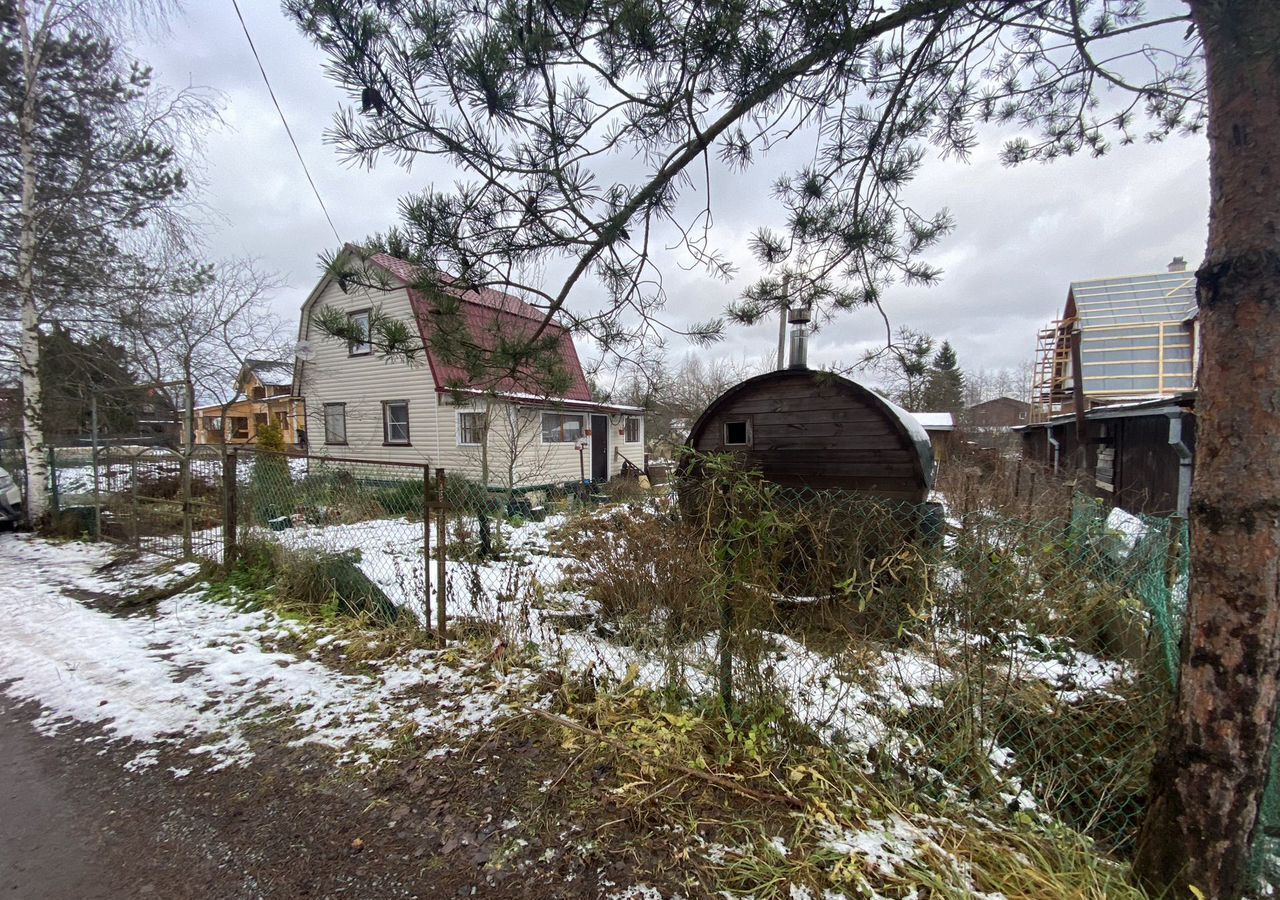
[
  {"xmin": 1047, "ymin": 426, "xmax": 1061, "ymax": 474},
  {"xmin": 1167, "ymin": 411, "xmax": 1193, "ymax": 519}
]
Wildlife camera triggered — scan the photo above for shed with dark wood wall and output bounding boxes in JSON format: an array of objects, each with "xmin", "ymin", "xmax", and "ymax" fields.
[
  {"xmin": 684, "ymin": 369, "xmax": 935, "ymax": 502},
  {"xmin": 1019, "ymin": 392, "xmax": 1195, "ymax": 517}
]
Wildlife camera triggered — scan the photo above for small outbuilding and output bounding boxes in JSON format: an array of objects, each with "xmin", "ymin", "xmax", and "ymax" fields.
[{"xmin": 684, "ymin": 368, "xmax": 936, "ymax": 503}]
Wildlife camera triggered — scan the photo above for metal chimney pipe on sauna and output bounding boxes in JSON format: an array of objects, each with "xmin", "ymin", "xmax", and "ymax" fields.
[{"xmin": 787, "ymin": 303, "xmax": 812, "ymax": 370}]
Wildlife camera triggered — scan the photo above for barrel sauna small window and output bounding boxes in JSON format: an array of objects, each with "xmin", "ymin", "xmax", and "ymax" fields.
[{"xmin": 724, "ymin": 419, "xmax": 751, "ymax": 446}]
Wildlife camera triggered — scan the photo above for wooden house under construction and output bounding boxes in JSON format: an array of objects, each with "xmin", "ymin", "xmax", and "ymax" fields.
[
  {"xmin": 1022, "ymin": 258, "xmax": 1199, "ymax": 516},
  {"xmin": 1029, "ymin": 258, "xmax": 1198, "ymax": 424}
]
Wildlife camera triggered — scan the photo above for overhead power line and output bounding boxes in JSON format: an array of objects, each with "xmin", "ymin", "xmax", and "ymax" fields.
[{"xmin": 229, "ymin": 0, "xmax": 343, "ymax": 245}]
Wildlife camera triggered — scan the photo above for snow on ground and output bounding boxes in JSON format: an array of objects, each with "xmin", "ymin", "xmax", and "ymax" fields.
[
  {"xmin": 759, "ymin": 633, "xmax": 947, "ymax": 756},
  {"xmin": 0, "ymin": 534, "xmax": 532, "ymax": 774},
  {"xmin": 242, "ymin": 509, "xmax": 1134, "ymax": 756}
]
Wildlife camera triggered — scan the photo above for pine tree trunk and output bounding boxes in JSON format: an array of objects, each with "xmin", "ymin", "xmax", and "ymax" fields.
[
  {"xmin": 1134, "ymin": 3, "xmax": 1280, "ymax": 897},
  {"xmin": 16, "ymin": 0, "xmax": 48, "ymax": 523}
]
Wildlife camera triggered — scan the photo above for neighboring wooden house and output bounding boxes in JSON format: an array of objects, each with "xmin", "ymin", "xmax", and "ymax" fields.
[
  {"xmin": 192, "ymin": 361, "xmax": 307, "ymax": 447},
  {"xmin": 1021, "ymin": 393, "xmax": 1195, "ymax": 517},
  {"xmin": 294, "ymin": 246, "xmax": 645, "ymax": 489},
  {"xmin": 685, "ymin": 368, "xmax": 935, "ymax": 503},
  {"xmin": 1021, "ymin": 258, "xmax": 1199, "ymax": 516},
  {"xmin": 966, "ymin": 396, "xmax": 1030, "ymax": 428},
  {"xmin": 963, "ymin": 396, "xmax": 1030, "ymax": 450}
]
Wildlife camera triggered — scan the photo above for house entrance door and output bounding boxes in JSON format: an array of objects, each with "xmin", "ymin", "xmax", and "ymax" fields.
[{"xmin": 590, "ymin": 414, "xmax": 609, "ymax": 482}]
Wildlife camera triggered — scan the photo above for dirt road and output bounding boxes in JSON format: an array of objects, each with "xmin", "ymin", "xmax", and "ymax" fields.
[{"xmin": 0, "ymin": 704, "xmax": 125, "ymax": 899}]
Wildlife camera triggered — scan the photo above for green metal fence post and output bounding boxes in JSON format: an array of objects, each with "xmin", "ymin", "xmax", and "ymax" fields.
[
  {"xmin": 435, "ymin": 467, "xmax": 447, "ymax": 646},
  {"xmin": 131, "ymin": 457, "xmax": 140, "ymax": 550},
  {"xmin": 90, "ymin": 395, "xmax": 101, "ymax": 541},
  {"xmin": 422, "ymin": 465, "xmax": 432, "ymax": 633},
  {"xmin": 180, "ymin": 450, "xmax": 194, "ymax": 559},
  {"xmin": 223, "ymin": 451, "xmax": 238, "ymax": 567}
]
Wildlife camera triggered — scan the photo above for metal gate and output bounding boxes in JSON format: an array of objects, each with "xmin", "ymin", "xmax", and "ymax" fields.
[{"xmin": 92, "ymin": 447, "xmax": 225, "ymax": 561}]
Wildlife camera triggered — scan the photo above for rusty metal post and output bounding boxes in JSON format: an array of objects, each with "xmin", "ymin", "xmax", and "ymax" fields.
[
  {"xmin": 1166, "ymin": 515, "xmax": 1185, "ymax": 594},
  {"xmin": 435, "ymin": 467, "xmax": 447, "ymax": 645},
  {"xmin": 223, "ymin": 451, "xmax": 238, "ymax": 567}
]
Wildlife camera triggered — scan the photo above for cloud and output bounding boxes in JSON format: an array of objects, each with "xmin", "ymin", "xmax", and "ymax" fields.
[{"xmin": 138, "ymin": 5, "xmax": 1209, "ymax": 376}]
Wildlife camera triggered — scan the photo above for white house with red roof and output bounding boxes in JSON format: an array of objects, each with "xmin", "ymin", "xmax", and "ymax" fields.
[{"xmin": 294, "ymin": 245, "xmax": 645, "ymax": 489}]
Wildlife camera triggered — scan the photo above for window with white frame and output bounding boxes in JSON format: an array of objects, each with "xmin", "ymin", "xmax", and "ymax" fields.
[
  {"xmin": 382, "ymin": 400, "xmax": 410, "ymax": 445},
  {"xmin": 347, "ymin": 309, "xmax": 372, "ymax": 356},
  {"xmin": 323, "ymin": 403, "xmax": 347, "ymax": 444},
  {"xmin": 624, "ymin": 416, "xmax": 641, "ymax": 443},
  {"xmin": 457, "ymin": 411, "xmax": 485, "ymax": 446},
  {"xmin": 541, "ymin": 412, "xmax": 583, "ymax": 443}
]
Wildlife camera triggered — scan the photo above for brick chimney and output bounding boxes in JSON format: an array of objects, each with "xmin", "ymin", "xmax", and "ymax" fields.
[{"xmin": 1168, "ymin": 256, "xmax": 1188, "ymax": 273}]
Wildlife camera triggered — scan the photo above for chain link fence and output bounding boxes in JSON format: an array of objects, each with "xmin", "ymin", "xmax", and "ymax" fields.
[
  {"xmin": 47, "ymin": 445, "xmax": 224, "ymax": 558},
  {"xmin": 45, "ymin": 441, "xmax": 1278, "ymax": 883},
  {"xmin": 212, "ymin": 445, "xmax": 1196, "ymax": 857}
]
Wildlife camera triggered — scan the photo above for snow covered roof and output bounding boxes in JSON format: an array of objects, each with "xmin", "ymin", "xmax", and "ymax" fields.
[
  {"xmin": 445, "ymin": 387, "xmax": 643, "ymax": 414},
  {"xmin": 911, "ymin": 412, "xmax": 955, "ymax": 431}
]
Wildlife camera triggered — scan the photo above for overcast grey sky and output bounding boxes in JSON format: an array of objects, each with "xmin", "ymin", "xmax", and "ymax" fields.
[{"xmin": 138, "ymin": 2, "xmax": 1209, "ymax": 378}]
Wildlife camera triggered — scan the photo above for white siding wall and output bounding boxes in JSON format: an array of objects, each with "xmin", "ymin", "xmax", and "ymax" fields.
[
  {"xmin": 298, "ymin": 273, "xmax": 646, "ymax": 487},
  {"xmin": 299, "ymin": 279, "xmax": 442, "ymax": 468}
]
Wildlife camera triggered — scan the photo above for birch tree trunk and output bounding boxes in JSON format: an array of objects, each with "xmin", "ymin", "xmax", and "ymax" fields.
[
  {"xmin": 16, "ymin": 0, "xmax": 48, "ymax": 523},
  {"xmin": 1134, "ymin": 2, "xmax": 1280, "ymax": 897}
]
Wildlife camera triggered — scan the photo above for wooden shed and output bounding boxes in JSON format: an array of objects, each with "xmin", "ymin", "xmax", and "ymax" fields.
[{"xmin": 684, "ymin": 369, "xmax": 935, "ymax": 502}]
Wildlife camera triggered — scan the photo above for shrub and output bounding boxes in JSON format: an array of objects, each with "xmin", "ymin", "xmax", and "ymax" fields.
[
  {"xmin": 250, "ymin": 424, "xmax": 293, "ymax": 525},
  {"xmin": 558, "ymin": 506, "xmax": 716, "ymax": 646},
  {"xmin": 221, "ymin": 537, "xmax": 400, "ymax": 625},
  {"xmin": 373, "ymin": 477, "xmax": 428, "ymax": 518}
]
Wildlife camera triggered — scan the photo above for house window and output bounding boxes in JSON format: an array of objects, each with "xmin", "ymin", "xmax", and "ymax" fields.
[
  {"xmin": 230, "ymin": 416, "xmax": 249, "ymax": 440},
  {"xmin": 383, "ymin": 400, "xmax": 410, "ymax": 445},
  {"xmin": 624, "ymin": 416, "xmax": 641, "ymax": 443},
  {"xmin": 457, "ymin": 411, "xmax": 485, "ymax": 446},
  {"xmin": 274, "ymin": 412, "xmax": 289, "ymax": 430},
  {"xmin": 251, "ymin": 386, "xmax": 266, "ymax": 400},
  {"xmin": 323, "ymin": 403, "xmax": 347, "ymax": 445},
  {"xmin": 253, "ymin": 412, "xmax": 269, "ymax": 431},
  {"xmin": 541, "ymin": 412, "xmax": 583, "ymax": 443},
  {"xmin": 348, "ymin": 309, "xmax": 372, "ymax": 356},
  {"xmin": 271, "ymin": 385, "xmax": 291, "ymax": 397},
  {"xmin": 204, "ymin": 416, "xmax": 223, "ymax": 434},
  {"xmin": 723, "ymin": 420, "xmax": 751, "ymax": 446}
]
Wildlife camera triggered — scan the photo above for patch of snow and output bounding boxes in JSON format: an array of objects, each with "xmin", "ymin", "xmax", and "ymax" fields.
[
  {"xmin": 608, "ymin": 885, "xmax": 666, "ymax": 900},
  {"xmin": 0, "ymin": 535, "xmax": 532, "ymax": 775}
]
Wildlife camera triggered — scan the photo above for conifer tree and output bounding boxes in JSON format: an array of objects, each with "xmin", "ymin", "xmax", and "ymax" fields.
[
  {"xmin": 0, "ymin": 0, "xmax": 205, "ymax": 519},
  {"xmin": 292, "ymin": 2, "xmax": 1280, "ymax": 894},
  {"xmin": 921, "ymin": 341, "xmax": 964, "ymax": 414}
]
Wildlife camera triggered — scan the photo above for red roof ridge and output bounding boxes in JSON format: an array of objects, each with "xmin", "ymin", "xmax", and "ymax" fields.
[
  {"xmin": 346, "ymin": 246, "xmax": 592, "ymax": 402},
  {"xmin": 361, "ymin": 250, "xmax": 550, "ymax": 323}
]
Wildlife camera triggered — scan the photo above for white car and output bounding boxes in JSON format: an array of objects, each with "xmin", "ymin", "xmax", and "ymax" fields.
[{"xmin": 0, "ymin": 466, "xmax": 21, "ymax": 528}]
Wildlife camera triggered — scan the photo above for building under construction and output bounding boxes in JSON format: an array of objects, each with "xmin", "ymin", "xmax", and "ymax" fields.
[
  {"xmin": 1022, "ymin": 258, "xmax": 1199, "ymax": 517},
  {"xmin": 1030, "ymin": 258, "xmax": 1198, "ymax": 424}
]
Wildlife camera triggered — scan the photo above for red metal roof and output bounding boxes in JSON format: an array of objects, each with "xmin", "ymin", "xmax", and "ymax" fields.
[{"xmin": 360, "ymin": 250, "xmax": 592, "ymax": 402}]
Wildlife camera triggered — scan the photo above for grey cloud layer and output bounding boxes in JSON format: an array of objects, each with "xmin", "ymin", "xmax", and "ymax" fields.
[{"xmin": 140, "ymin": 4, "xmax": 1209, "ymax": 373}]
